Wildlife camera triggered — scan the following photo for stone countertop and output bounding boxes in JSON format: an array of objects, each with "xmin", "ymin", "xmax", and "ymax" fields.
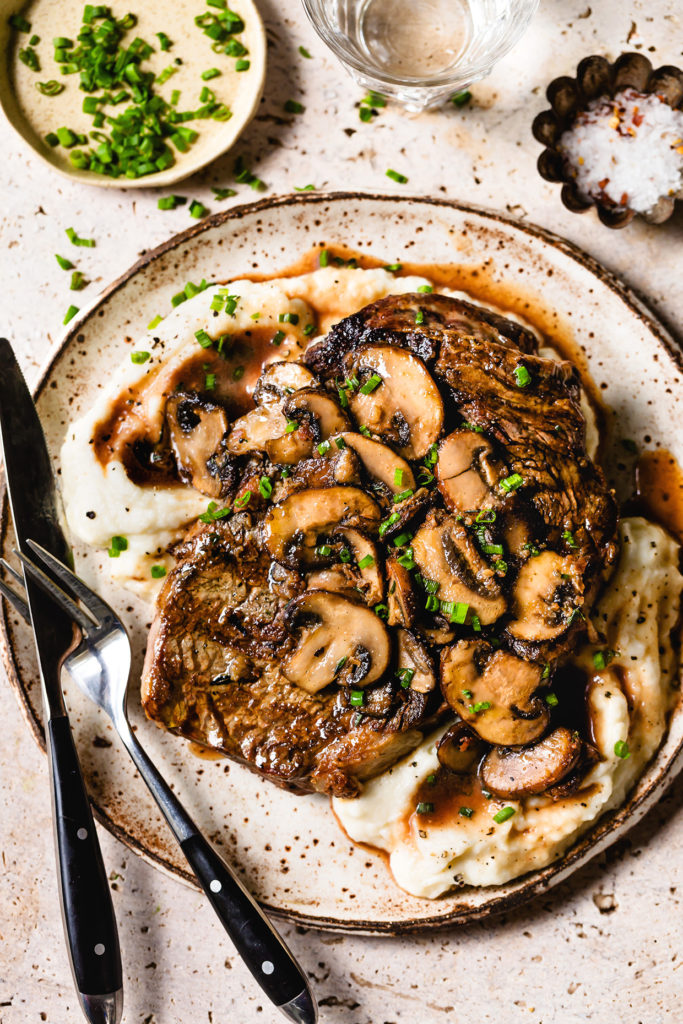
[{"xmin": 1, "ymin": 1, "xmax": 683, "ymax": 1022}]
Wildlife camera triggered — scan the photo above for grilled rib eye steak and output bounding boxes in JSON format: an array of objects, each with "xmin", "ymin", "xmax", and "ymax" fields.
[{"xmin": 141, "ymin": 291, "xmax": 618, "ymax": 799}]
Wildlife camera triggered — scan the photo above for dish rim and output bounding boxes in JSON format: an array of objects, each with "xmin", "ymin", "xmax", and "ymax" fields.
[{"xmin": 1, "ymin": 189, "xmax": 682, "ymax": 934}]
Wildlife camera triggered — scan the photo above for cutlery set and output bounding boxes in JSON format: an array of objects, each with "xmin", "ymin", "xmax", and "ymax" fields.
[{"xmin": 0, "ymin": 339, "xmax": 317, "ymax": 1024}]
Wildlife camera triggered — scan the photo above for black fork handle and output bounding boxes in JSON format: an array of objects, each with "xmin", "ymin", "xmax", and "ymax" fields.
[{"xmin": 48, "ymin": 715, "xmax": 123, "ymax": 1021}]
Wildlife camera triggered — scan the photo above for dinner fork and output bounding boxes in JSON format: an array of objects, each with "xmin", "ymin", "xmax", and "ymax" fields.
[{"xmin": 0, "ymin": 541, "xmax": 317, "ymax": 1024}]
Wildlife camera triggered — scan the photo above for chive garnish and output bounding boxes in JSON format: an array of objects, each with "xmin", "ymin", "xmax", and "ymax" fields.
[
  {"xmin": 108, "ymin": 535, "xmax": 128, "ymax": 558},
  {"xmin": 189, "ymin": 199, "xmax": 209, "ymax": 219},
  {"xmin": 451, "ymin": 90, "xmax": 472, "ymax": 107},
  {"xmin": 195, "ymin": 328, "xmax": 213, "ymax": 349},
  {"xmin": 235, "ymin": 58, "xmax": 250, "ymax": 71},
  {"xmin": 500, "ymin": 472, "xmax": 523, "ymax": 493},
  {"xmin": 55, "ymin": 254, "xmax": 74, "ymax": 270},
  {"xmin": 514, "ymin": 365, "xmax": 531, "ymax": 387},
  {"xmin": 416, "ymin": 802, "xmax": 434, "ymax": 815},
  {"xmin": 158, "ymin": 195, "xmax": 187, "ymax": 210},
  {"xmin": 131, "ymin": 351, "xmax": 151, "ymax": 364},
  {"xmin": 319, "ymin": 248, "xmax": 329, "ymax": 267},
  {"xmin": 36, "ymin": 80, "xmax": 65, "ymax": 96},
  {"xmin": 212, "ymin": 186, "xmax": 237, "ymax": 199},
  {"xmin": 359, "ymin": 372, "xmax": 382, "ymax": 395},
  {"xmin": 350, "ymin": 690, "xmax": 364, "ymax": 707},
  {"xmin": 614, "ymin": 740, "xmax": 630, "ymax": 759},
  {"xmin": 545, "ymin": 692, "xmax": 559, "ymax": 707},
  {"xmin": 201, "ymin": 67, "xmax": 221, "ymax": 80},
  {"xmin": 493, "ymin": 807, "xmax": 515, "ymax": 824},
  {"xmin": 258, "ymin": 476, "xmax": 273, "ymax": 500},
  {"xmin": 562, "ymin": 529, "xmax": 577, "ymax": 549},
  {"xmin": 70, "ymin": 271, "xmax": 86, "ymax": 290},
  {"xmin": 459, "ymin": 806, "xmax": 474, "ymax": 818},
  {"xmin": 151, "ymin": 565, "xmax": 167, "ymax": 579},
  {"xmin": 386, "ymin": 168, "xmax": 408, "ymax": 184},
  {"xmin": 233, "ymin": 490, "xmax": 252, "ymax": 509},
  {"xmin": 284, "ymin": 99, "xmax": 304, "ymax": 114},
  {"xmin": 9, "ymin": 14, "xmax": 31, "ymax": 32},
  {"xmin": 299, "ymin": 45, "xmax": 312, "ymax": 58},
  {"xmin": 63, "ymin": 304, "xmax": 79, "ymax": 325},
  {"xmin": 295, "ymin": 184, "xmax": 316, "ymax": 192},
  {"xmin": 357, "ymin": 555, "xmax": 374, "ymax": 569},
  {"xmin": 417, "ymin": 284, "xmax": 433, "ymax": 294},
  {"xmin": 66, "ymin": 227, "xmax": 95, "ymax": 247}
]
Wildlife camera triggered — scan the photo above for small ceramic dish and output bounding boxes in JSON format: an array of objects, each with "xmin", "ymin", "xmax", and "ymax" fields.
[
  {"xmin": 532, "ymin": 52, "xmax": 683, "ymax": 228},
  {"xmin": 0, "ymin": 0, "xmax": 266, "ymax": 189}
]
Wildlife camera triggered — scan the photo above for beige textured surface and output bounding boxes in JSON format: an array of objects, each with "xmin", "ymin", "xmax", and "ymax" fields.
[{"xmin": 1, "ymin": 0, "xmax": 683, "ymax": 1021}]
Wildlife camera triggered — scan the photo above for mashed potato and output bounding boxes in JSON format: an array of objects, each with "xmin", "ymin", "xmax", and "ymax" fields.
[
  {"xmin": 333, "ymin": 518, "xmax": 682, "ymax": 896},
  {"xmin": 61, "ymin": 266, "xmax": 597, "ymax": 599}
]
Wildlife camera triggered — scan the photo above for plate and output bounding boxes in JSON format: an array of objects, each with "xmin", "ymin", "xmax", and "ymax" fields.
[
  {"xmin": 0, "ymin": 0, "xmax": 266, "ymax": 188},
  {"xmin": 2, "ymin": 192, "xmax": 683, "ymax": 934}
]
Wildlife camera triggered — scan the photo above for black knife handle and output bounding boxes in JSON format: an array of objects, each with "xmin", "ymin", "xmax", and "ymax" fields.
[
  {"xmin": 47, "ymin": 715, "xmax": 123, "ymax": 1005},
  {"xmin": 180, "ymin": 832, "xmax": 309, "ymax": 1009}
]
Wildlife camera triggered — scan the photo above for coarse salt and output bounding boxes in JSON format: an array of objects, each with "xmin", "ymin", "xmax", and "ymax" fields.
[{"xmin": 558, "ymin": 88, "xmax": 683, "ymax": 214}]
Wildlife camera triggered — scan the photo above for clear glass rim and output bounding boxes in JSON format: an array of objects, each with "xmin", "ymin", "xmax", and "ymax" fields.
[{"xmin": 300, "ymin": 0, "xmax": 539, "ymax": 91}]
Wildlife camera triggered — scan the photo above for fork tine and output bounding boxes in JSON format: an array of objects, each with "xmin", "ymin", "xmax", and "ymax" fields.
[
  {"xmin": 0, "ymin": 557, "xmax": 25, "ymax": 588},
  {"xmin": 15, "ymin": 549, "xmax": 98, "ymax": 633},
  {"xmin": 26, "ymin": 539, "xmax": 118, "ymax": 626},
  {"xmin": 0, "ymin": 576, "xmax": 31, "ymax": 624}
]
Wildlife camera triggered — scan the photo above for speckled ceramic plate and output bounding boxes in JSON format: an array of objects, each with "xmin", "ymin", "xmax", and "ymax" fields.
[{"xmin": 2, "ymin": 193, "xmax": 683, "ymax": 934}]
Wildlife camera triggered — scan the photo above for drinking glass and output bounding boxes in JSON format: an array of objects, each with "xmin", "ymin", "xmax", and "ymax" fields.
[{"xmin": 301, "ymin": 0, "xmax": 539, "ymax": 112}]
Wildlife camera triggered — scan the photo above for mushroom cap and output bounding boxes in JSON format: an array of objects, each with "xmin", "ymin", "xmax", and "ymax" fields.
[
  {"xmin": 508, "ymin": 550, "xmax": 584, "ymax": 642},
  {"xmin": 437, "ymin": 721, "xmax": 483, "ymax": 773},
  {"xmin": 282, "ymin": 590, "xmax": 391, "ymax": 694},
  {"xmin": 441, "ymin": 639, "xmax": 550, "ymax": 745},
  {"xmin": 343, "ymin": 345, "xmax": 444, "ymax": 459},
  {"xmin": 386, "ymin": 556, "xmax": 418, "ymax": 628},
  {"xmin": 396, "ymin": 628, "xmax": 436, "ymax": 693},
  {"xmin": 263, "ymin": 485, "xmax": 381, "ymax": 569},
  {"xmin": 227, "ymin": 361, "xmax": 318, "ymax": 464},
  {"xmin": 412, "ymin": 513, "xmax": 507, "ymax": 626},
  {"xmin": 165, "ymin": 392, "xmax": 233, "ymax": 498},
  {"xmin": 436, "ymin": 429, "xmax": 505, "ymax": 513},
  {"xmin": 480, "ymin": 726, "xmax": 583, "ymax": 798},
  {"xmin": 332, "ymin": 432, "xmax": 416, "ymax": 496},
  {"xmin": 307, "ymin": 528, "xmax": 384, "ymax": 606},
  {"xmin": 283, "ymin": 388, "xmax": 351, "ymax": 442}
]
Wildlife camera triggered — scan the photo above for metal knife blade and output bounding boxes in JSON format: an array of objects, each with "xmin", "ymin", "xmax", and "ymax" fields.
[
  {"xmin": 0, "ymin": 338, "xmax": 123, "ymax": 1022},
  {"xmin": 0, "ymin": 339, "xmax": 72, "ymax": 716}
]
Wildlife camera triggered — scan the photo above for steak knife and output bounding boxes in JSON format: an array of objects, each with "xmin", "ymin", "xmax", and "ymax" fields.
[{"xmin": 0, "ymin": 339, "xmax": 123, "ymax": 1024}]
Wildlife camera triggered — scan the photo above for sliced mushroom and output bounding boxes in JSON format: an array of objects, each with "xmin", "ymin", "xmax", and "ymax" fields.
[
  {"xmin": 412, "ymin": 513, "xmax": 507, "ymax": 626},
  {"xmin": 480, "ymin": 727, "xmax": 582, "ymax": 798},
  {"xmin": 396, "ymin": 628, "xmax": 436, "ymax": 693},
  {"xmin": 343, "ymin": 345, "xmax": 444, "ymax": 459},
  {"xmin": 283, "ymin": 388, "xmax": 350, "ymax": 443},
  {"xmin": 226, "ymin": 361, "xmax": 317, "ymax": 464},
  {"xmin": 165, "ymin": 392, "xmax": 234, "ymax": 498},
  {"xmin": 437, "ymin": 721, "xmax": 483, "ymax": 773},
  {"xmin": 441, "ymin": 640, "xmax": 549, "ymax": 745},
  {"xmin": 307, "ymin": 528, "xmax": 383, "ymax": 606},
  {"xmin": 436, "ymin": 430, "xmax": 505, "ymax": 513},
  {"xmin": 263, "ymin": 486, "xmax": 381, "ymax": 569},
  {"xmin": 386, "ymin": 556, "xmax": 417, "ymax": 627},
  {"xmin": 331, "ymin": 432, "xmax": 416, "ymax": 496},
  {"xmin": 508, "ymin": 551, "xmax": 584, "ymax": 643},
  {"xmin": 283, "ymin": 590, "xmax": 390, "ymax": 694}
]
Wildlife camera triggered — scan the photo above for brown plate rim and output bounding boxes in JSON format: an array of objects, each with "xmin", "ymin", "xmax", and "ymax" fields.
[{"xmin": 1, "ymin": 190, "xmax": 682, "ymax": 935}]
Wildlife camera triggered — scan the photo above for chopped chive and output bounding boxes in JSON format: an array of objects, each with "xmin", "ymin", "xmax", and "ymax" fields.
[
  {"xmin": 358, "ymin": 555, "xmax": 374, "ymax": 569},
  {"xmin": 471, "ymin": 614, "xmax": 481, "ymax": 632},
  {"xmin": 481, "ymin": 543, "xmax": 504, "ymax": 555},
  {"xmin": 234, "ymin": 490, "xmax": 252, "ymax": 509},
  {"xmin": 131, "ymin": 350, "xmax": 151, "ymax": 364},
  {"xmin": 394, "ymin": 467, "xmax": 404, "ymax": 486},
  {"xmin": 416, "ymin": 802, "xmax": 434, "ymax": 815},
  {"xmin": 319, "ymin": 248, "xmax": 329, "ymax": 267},
  {"xmin": 156, "ymin": 31, "xmax": 172, "ymax": 50},
  {"xmin": 500, "ymin": 472, "xmax": 524, "ymax": 493},
  {"xmin": 562, "ymin": 529, "xmax": 577, "ymax": 550},
  {"xmin": 374, "ymin": 602, "xmax": 389, "ymax": 620},
  {"xmin": 19, "ymin": 46, "xmax": 40, "ymax": 71},
  {"xmin": 334, "ymin": 655, "xmax": 348, "ymax": 676},
  {"xmin": 299, "ymin": 45, "xmax": 312, "ymax": 58},
  {"xmin": 359, "ymin": 373, "xmax": 382, "ymax": 395},
  {"xmin": 285, "ymin": 419, "xmax": 298, "ymax": 434},
  {"xmin": 450, "ymin": 602, "xmax": 469, "ymax": 625},
  {"xmin": 414, "ymin": 309, "xmax": 424, "ymax": 325},
  {"xmin": 417, "ymin": 284, "xmax": 433, "ymax": 294},
  {"xmin": 36, "ymin": 80, "xmax": 65, "ymax": 96},
  {"xmin": 614, "ymin": 739, "xmax": 630, "ymax": 759},
  {"xmin": 493, "ymin": 806, "xmax": 515, "ymax": 824},
  {"xmin": 350, "ymin": 689, "xmax": 364, "ymax": 707},
  {"xmin": 201, "ymin": 67, "xmax": 221, "ymax": 80},
  {"xmin": 205, "ymin": 373, "xmax": 216, "ymax": 390},
  {"xmin": 212, "ymin": 186, "xmax": 237, "ymax": 199},
  {"xmin": 396, "ymin": 667, "xmax": 414, "ymax": 688},
  {"xmin": 471, "ymin": 700, "xmax": 491, "ymax": 713},
  {"xmin": 284, "ymin": 99, "xmax": 304, "ymax": 114},
  {"xmin": 66, "ymin": 227, "xmax": 95, "ymax": 248},
  {"xmin": 151, "ymin": 564, "xmax": 167, "ymax": 578},
  {"xmin": 303, "ymin": 323, "xmax": 315, "ymax": 335},
  {"xmin": 383, "ymin": 263, "xmax": 402, "ymax": 272},
  {"xmin": 334, "ymin": 437, "xmax": 346, "ymax": 450},
  {"xmin": 386, "ymin": 168, "xmax": 408, "ymax": 184},
  {"xmin": 514, "ymin": 365, "xmax": 531, "ymax": 387},
  {"xmin": 147, "ymin": 314, "xmax": 163, "ymax": 330},
  {"xmin": 545, "ymin": 692, "xmax": 559, "ymax": 707},
  {"xmin": 339, "ymin": 546, "xmax": 351, "ymax": 563},
  {"xmin": 451, "ymin": 90, "xmax": 472, "ymax": 107},
  {"xmin": 195, "ymin": 328, "xmax": 213, "ymax": 349},
  {"xmin": 108, "ymin": 534, "xmax": 128, "ymax": 557},
  {"xmin": 158, "ymin": 195, "xmax": 186, "ymax": 210},
  {"xmin": 233, "ymin": 365, "xmax": 245, "ymax": 381},
  {"xmin": 317, "ymin": 440, "xmax": 331, "ymax": 455},
  {"xmin": 63, "ymin": 304, "xmax": 79, "ymax": 324},
  {"xmin": 393, "ymin": 489, "xmax": 414, "ymax": 503},
  {"xmin": 459, "ymin": 806, "xmax": 474, "ymax": 818},
  {"xmin": 9, "ymin": 13, "xmax": 31, "ymax": 32},
  {"xmin": 295, "ymin": 184, "xmax": 316, "ymax": 192},
  {"xmin": 315, "ymin": 543, "xmax": 332, "ymax": 557},
  {"xmin": 70, "ymin": 271, "xmax": 87, "ymax": 290},
  {"xmin": 271, "ymin": 330, "xmax": 285, "ymax": 346},
  {"xmin": 279, "ymin": 311, "xmax": 299, "ymax": 324},
  {"xmin": 45, "ymin": 131, "xmax": 60, "ymax": 146},
  {"xmin": 189, "ymin": 199, "xmax": 209, "ymax": 219},
  {"xmin": 235, "ymin": 59, "xmax": 250, "ymax": 71},
  {"xmin": 259, "ymin": 476, "xmax": 273, "ymax": 500},
  {"xmin": 55, "ymin": 253, "xmax": 74, "ymax": 270}
]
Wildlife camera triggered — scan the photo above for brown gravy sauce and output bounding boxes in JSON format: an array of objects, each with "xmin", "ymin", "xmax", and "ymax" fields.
[
  {"xmin": 94, "ymin": 243, "xmax": 608, "ymax": 483},
  {"xmin": 635, "ymin": 448, "xmax": 683, "ymax": 544}
]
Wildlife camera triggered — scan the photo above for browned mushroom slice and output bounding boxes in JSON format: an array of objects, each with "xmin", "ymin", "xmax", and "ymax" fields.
[
  {"xmin": 282, "ymin": 590, "xmax": 390, "ymax": 694},
  {"xmin": 283, "ymin": 388, "xmax": 350, "ymax": 442},
  {"xmin": 396, "ymin": 628, "xmax": 436, "ymax": 693},
  {"xmin": 226, "ymin": 361, "xmax": 317, "ymax": 464},
  {"xmin": 343, "ymin": 345, "xmax": 444, "ymax": 459},
  {"xmin": 437, "ymin": 721, "xmax": 483, "ymax": 773},
  {"xmin": 331, "ymin": 432, "xmax": 416, "ymax": 496},
  {"xmin": 386, "ymin": 556, "xmax": 417, "ymax": 627},
  {"xmin": 307, "ymin": 528, "xmax": 383, "ymax": 606},
  {"xmin": 263, "ymin": 486, "xmax": 381, "ymax": 569},
  {"xmin": 165, "ymin": 392, "xmax": 234, "ymax": 498},
  {"xmin": 441, "ymin": 640, "xmax": 549, "ymax": 745},
  {"xmin": 412, "ymin": 513, "xmax": 507, "ymax": 626},
  {"xmin": 480, "ymin": 727, "xmax": 583, "ymax": 798},
  {"xmin": 508, "ymin": 551, "xmax": 584, "ymax": 642},
  {"xmin": 435, "ymin": 429, "xmax": 505, "ymax": 513}
]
